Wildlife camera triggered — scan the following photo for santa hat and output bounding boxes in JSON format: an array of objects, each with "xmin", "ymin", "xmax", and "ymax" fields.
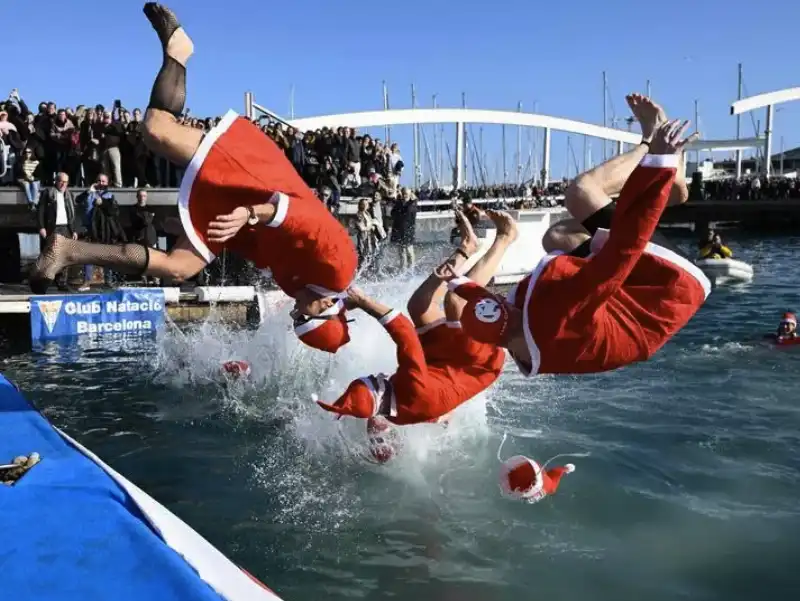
[
  {"xmin": 446, "ymin": 276, "xmax": 509, "ymax": 344},
  {"xmin": 317, "ymin": 377, "xmax": 385, "ymax": 419},
  {"xmin": 499, "ymin": 455, "xmax": 575, "ymax": 502},
  {"xmin": 294, "ymin": 300, "xmax": 351, "ymax": 353},
  {"xmin": 366, "ymin": 416, "xmax": 398, "ymax": 463},
  {"xmin": 782, "ymin": 312, "xmax": 797, "ymax": 326}
]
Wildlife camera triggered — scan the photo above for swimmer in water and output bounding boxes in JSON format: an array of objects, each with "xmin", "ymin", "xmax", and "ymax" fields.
[
  {"xmin": 441, "ymin": 116, "xmax": 711, "ymax": 376},
  {"xmin": 316, "ymin": 210, "xmax": 512, "ymax": 458},
  {"xmin": 775, "ymin": 312, "xmax": 797, "ymax": 341},
  {"xmin": 29, "ymin": 3, "xmax": 357, "ymax": 354}
]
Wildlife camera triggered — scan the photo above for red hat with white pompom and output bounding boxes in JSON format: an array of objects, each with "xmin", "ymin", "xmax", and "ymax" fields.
[{"xmin": 499, "ymin": 455, "xmax": 575, "ymax": 503}]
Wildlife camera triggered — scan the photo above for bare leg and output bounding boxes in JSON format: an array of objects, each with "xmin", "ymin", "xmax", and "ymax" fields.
[
  {"xmin": 407, "ymin": 211, "xmax": 478, "ymax": 328},
  {"xmin": 141, "ymin": 3, "xmax": 202, "ymax": 167},
  {"xmin": 28, "ymin": 4, "xmax": 207, "ymax": 294},
  {"xmin": 444, "ymin": 211, "xmax": 518, "ymax": 321},
  {"xmin": 564, "ymin": 93, "xmax": 664, "ymax": 223},
  {"xmin": 544, "ymin": 94, "xmax": 689, "ymax": 253}
]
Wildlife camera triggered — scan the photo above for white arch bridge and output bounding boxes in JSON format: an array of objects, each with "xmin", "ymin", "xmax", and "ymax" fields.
[{"xmin": 244, "ymin": 92, "xmax": 765, "ymax": 188}]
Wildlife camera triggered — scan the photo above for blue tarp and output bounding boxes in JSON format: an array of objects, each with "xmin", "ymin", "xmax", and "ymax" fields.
[{"xmin": 0, "ymin": 374, "xmax": 226, "ymax": 601}]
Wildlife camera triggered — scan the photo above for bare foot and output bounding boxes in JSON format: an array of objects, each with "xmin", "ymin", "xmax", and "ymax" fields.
[
  {"xmin": 144, "ymin": 3, "xmax": 194, "ymax": 65},
  {"xmin": 486, "ymin": 209, "xmax": 518, "ymax": 243},
  {"xmin": 455, "ymin": 209, "xmax": 479, "ymax": 255},
  {"xmin": 626, "ymin": 93, "xmax": 667, "ymax": 142}
]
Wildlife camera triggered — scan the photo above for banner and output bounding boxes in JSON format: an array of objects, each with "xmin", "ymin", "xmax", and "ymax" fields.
[{"xmin": 30, "ymin": 288, "xmax": 166, "ymax": 342}]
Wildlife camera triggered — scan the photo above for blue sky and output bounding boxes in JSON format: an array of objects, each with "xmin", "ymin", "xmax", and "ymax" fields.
[{"xmin": 5, "ymin": 0, "xmax": 799, "ymax": 185}]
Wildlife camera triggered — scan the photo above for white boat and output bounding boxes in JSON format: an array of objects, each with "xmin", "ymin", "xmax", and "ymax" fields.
[
  {"xmin": 0, "ymin": 373, "xmax": 284, "ymax": 601},
  {"xmin": 694, "ymin": 257, "xmax": 754, "ymax": 285}
]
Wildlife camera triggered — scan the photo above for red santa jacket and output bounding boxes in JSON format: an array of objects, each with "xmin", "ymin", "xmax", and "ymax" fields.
[
  {"xmin": 451, "ymin": 154, "xmax": 711, "ymax": 375},
  {"xmin": 317, "ymin": 310, "xmax": 504, "ymax": 424}
]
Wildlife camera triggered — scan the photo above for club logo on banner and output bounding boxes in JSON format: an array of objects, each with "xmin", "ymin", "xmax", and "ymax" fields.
[{"xmin": 30, "ymin": 289, "xmax": 166, "ymax": 341}]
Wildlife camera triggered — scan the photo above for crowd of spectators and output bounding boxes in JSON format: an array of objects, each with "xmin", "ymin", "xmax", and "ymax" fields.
[{"xmin": 699, "ymin": 175, "xmax": 800, "ymax": 201}]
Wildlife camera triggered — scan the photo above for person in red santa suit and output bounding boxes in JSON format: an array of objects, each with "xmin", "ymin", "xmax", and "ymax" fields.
[
  {"xmin": 315, "ymin": 210, "xmax": 515, "ymax": 459},
  {"xmin": 440, "ymin": 118, "xmax": 712, "ymax": 375},
  {"xmin": 29, "ymin": 3, "xmax": 357, "ymax": 354}
]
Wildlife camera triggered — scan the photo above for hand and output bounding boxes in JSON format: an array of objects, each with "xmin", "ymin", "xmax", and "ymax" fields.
[
  {"xmin": 39, "ymin": 229, "xmax": 47, "ymax": 238},
  {"xmin": 345, "ymin": 286, "xmax": 366, "ymax": 307},
  {"xmin": 485, "ymin": 209, "xmax": 518, "ymax": 242},
  {"xmin": 649, "ymin": 119, "xmax": 700, "ymax": 155},
  {"xmin": 433, "ymin": 262, "xmax": 459, "ymax": 283},
  {"xmin": 207, "ymin": 207, "xmax": 249, "ymax": 243},
  {"xmin": 71, "ymin": 233, "xmax": 78, "ymax": 240}
]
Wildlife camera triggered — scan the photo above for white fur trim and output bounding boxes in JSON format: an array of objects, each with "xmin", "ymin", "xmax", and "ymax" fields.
[
  {"xmin": 565, "ymin": 463, "xmax": 575, "ymax": 473},
  {"xmin": 447, "ymin": 275, "xmax": 471, "ymax": 291},
  {"xmin": 499, "ymin": 455, "xmax": 544, "ymax": 499},
  {"xmin": 512, "ymin": 252, "xmax": 563, "ymax": 377},
  {"xmin": 177, "ymin": 109, "xmax": 238, "ymax": 263},
  {"xmin": 264, "ymin": 192, "xmax": 290, "ymax": 228},
  {"xmin": 416, "ymin": 318, "xmax": 446, "ymax": 335},
  {"xmin": 293, "ymin": 299, "xmax": 345, "ymax": 336},
  {"xmin": 640, "ymin": 154, "xmax": 679, "ymax": 169},
  {"xmin": 306, "ymin": 284, "xmax": 345, "ymax": 298},
  {"xmin": 589, "ymin": 229, "xmax": 712, "ymax": 299},
  {"xmin": 358, "ymin": 375, "xmax": 393, "ymax": 417},
  {"xmin": 379, "ymin": 309, "xmax": 400, "ymax": 325},
  {"xmin": 782, "ymin": 317, "xmax": 797, "ymax": 326}
]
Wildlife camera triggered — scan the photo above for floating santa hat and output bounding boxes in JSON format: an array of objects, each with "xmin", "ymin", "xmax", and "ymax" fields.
[
  {"xmin": 222, "ymin": 360, "xmax": 251, "ymax": 379},
  {"xmin": 782, "ymin": 312, "xmax": 797, "ymax": 326},
  {"xmin": 499, "ymin": 455, "xmax": 575, "ymax": 503}
]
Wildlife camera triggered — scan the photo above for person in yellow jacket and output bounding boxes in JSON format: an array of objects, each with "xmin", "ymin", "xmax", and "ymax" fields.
[{"xmin": 699, "ymin": 233, "xmax": 732, "ymax": 259}]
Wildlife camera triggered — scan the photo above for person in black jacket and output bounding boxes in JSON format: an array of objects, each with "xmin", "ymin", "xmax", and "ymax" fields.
[
  {"xmin": 36, "ymin": 173, "xmax": 76, "ymax": 290},
  {"xmin": 390, "ymin": 187, "xmax": 418, "ymax": 271},
  {"xmin": 129, "ymin": 189, "xmax": 158, "ymax": 285}
]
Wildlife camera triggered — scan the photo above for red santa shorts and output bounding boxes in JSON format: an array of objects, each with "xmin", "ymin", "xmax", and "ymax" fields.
[
  {"xmin": 417, "ymin": 319, "xmax": 493, "ymax": 367},
  {"xmin": 177, "ymin": 110, "xmax": 299, "ymax": 263}
]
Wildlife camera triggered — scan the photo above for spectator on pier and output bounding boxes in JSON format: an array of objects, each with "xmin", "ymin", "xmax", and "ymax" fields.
[
  {"xmin": 388, "ymin": 143, "xmax": 403, "ymax": 193},
  {"xmin": 75, "ymin": 174, "xmax": 117, "ymax": 290},
  {"xmin": 317, "ymin": 155, "xmax": 341, "ymax": 212},
  {"xmin": 100, "ymin": 108, "xmax": 125, "ymax": 187},
  {"xmin": 15, "ymin": 147, "xmax": 42, "ymax": 209},
  {"xmin": 750, "ymin": 176, "xmax": 762, "ymax": 201},
  {"xmin": 88, "ymin": 177, "xmax": 126, "ymax": 287},
  {"xmin": 129, "ymin": 189, "xmax": 158, "ymax": 286},
  {"xmin": 49, "ymin": 109, "xmax": 74, "ymax": 178},
  {"xmin": 390, "ymin": 187, "xmax": 418, "ymax": 270},
  {"xmin": 37, "ymin": 172, "xmax": 76, "ymax": 290},
  {"xmin": 355, "ymin": 197, "xmax": 376, "ymax": 266}
]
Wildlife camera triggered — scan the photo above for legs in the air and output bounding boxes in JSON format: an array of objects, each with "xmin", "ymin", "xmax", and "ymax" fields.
[
  {"xmin": 444, "ymin": 210, "xmax": 519, "ymax": 322},
  {"xmin": 407, "ymin": 210, "xmax": 479, "ymax": 328},
  {"xmin": 542, "ymin": 93, "xmax": 689, "ymax": 256},
  {"xmin": 30, "ymin": 3, "xmax": 208, "ymax": 293}
]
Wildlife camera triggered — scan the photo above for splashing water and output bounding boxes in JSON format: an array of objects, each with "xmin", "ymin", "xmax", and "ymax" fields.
[{"xmin": 151, "ymin": 272, "xmax": 497, "ymax": 529}]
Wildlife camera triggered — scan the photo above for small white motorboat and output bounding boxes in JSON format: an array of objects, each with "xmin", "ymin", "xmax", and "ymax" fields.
[{"xmin": 694, "ymin": 257, "xmax": 754, "ymax": 285}]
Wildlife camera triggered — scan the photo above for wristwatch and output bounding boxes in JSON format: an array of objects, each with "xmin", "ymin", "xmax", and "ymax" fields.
[{"xmin": 246, "ymin": 206, "xmax": 259, "ymax": 225}]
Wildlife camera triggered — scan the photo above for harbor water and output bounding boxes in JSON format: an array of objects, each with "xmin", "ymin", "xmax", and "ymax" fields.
[{"xmin": 1, "ymin": 236, "xmax": 799, "ymax": 601}]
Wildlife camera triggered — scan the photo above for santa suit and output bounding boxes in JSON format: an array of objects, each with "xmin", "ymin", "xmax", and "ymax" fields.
[
  {"xmin": 317, "ymin": 310, "xmax": 505, "ymax": 424},
  {"xmin": 449, "ymin": 154, "xmax": 712, "ymax": 375},
  {"xmin": 177, "ymin": 111, "xmax": 358, "ymax": 351}
]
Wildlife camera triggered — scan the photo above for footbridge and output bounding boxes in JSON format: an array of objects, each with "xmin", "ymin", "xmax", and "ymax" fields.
[{"xmin": 246, "ymin": 93, "xmax": 763, "ymax": 188}]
